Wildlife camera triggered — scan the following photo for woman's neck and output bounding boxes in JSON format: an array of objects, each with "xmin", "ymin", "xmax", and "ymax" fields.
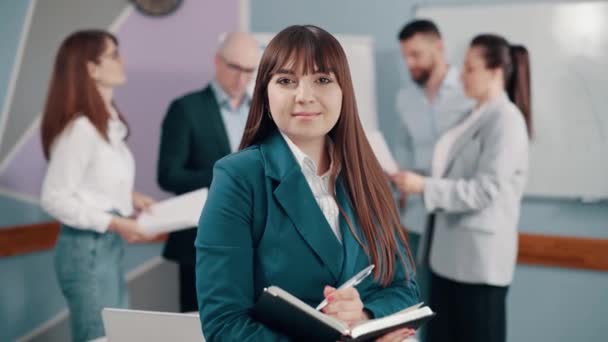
[
  {"xmin": 292, "ymin": 136, "xmax": 330, "ymax": 176},
  {"xmin": 97, "ymin": 85, "xmax": 114, "ymax": 109},
  {"xmin": 475, "ymin": 82, "xmax": 503, "ymax": 109}
]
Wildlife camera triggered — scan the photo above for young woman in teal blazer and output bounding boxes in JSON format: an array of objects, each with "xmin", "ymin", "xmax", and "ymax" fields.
[{"xmin": 195, "ymin": 25, "xmax": 420, "ymax": 341}]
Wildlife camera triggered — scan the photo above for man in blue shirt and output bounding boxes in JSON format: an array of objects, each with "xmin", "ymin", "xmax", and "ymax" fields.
[
  {"xmin": 395, "ymin": 19, "xmax": 473, "ymax": 177},
  {"xmin": 393, "ymin": 20, "xmax": 472, "ymax": 239},
  {"xmin": 391, "ymin": 22, "xmax": 473, "ymax": 324},
  {"xmin": 157, "ymin": 32, "xmax": 259, "ymax": 312}
]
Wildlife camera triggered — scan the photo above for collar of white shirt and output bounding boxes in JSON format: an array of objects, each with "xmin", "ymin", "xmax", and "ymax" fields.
[{"xmin": 280, "ymin": 132, "xmax": 335, "ymax": 178}]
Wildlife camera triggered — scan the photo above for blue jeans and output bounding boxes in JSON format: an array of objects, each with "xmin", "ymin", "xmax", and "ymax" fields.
[{"xmin": 54, "ymin": 225, "xmax": 128, "ymax": 342}]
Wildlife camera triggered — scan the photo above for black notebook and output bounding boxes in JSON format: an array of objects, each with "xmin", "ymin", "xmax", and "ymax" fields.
[{"xmin": 251, "ymin": 286, "xmax": 435, "ymax": 341}]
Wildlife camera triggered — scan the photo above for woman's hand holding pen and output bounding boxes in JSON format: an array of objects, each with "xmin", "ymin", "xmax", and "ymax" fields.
[
  {"xmin": 322, "ymin": 285, "xmax": 417, "ymax": 341},
  {"xmin": 321, "ymin": 286, "xmax": 368, "ymax": 327}
]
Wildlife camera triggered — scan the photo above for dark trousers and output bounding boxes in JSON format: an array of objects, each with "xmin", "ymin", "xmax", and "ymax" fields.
[
  {"xmin": 426, "ymin": 272, "xmax": 508, "ymax": 342},
  {"xmin": 178, "ymin": 263, "xmax": 198, "ymax": 312}
]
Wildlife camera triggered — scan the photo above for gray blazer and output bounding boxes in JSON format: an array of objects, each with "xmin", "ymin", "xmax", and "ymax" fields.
[{"xmin": 420, "ymin": 93, "xmax": 529, "ymax": 286}]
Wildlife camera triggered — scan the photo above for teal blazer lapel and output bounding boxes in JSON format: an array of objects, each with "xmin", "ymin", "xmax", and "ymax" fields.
[{"xmin": 261, "ymin": 132, "xmax": 345, "ymax": 282}]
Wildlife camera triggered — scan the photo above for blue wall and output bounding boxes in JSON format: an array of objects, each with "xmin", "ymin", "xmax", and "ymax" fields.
[
  {"xmin": 251, "ymin": 1, "xmax": 608, "ymax": 341},
  {"xmin": 0, "ymin": 195, "xmax": 50, "ymax": 228},
  {"xmin": 0, "ymin": 0, "xmax": 43, "ymax": 228},
  {"xmin": 0, "ymin": 0, "xmax": 31, "ymax": 129}
]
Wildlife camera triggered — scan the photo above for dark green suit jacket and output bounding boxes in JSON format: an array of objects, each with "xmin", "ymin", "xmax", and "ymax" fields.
[
  {"xmin": 196, "ymin": 131, "xmax": 420, "ymax": 341},
  {"xmin": 157, "ymin": 85, "xmax": 230, "ymax": 264}
]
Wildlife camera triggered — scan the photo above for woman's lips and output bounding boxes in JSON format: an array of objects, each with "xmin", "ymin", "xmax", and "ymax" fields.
[{"xmin": 292, "ymin": 112, "xmax": 321, "ymax": 117}]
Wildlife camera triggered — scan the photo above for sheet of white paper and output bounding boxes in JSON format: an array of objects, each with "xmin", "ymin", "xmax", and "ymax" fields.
[
  {"xmin": 366, "ymin": 130, "xmax": 399, "ymax": 174},
  {"xmin": 137, "ymin": 188, "xmax": 208, "ymax": 234}
]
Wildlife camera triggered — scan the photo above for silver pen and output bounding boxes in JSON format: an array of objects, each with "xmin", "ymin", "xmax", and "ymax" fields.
[{"xmin": 316, "ymin": 264, "xmax": 375, "ymax": 311}]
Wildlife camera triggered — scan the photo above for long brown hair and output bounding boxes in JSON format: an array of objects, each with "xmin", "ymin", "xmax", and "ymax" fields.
[
  {"xmin": 239, "ymin": 25, "xmax": 414, "ymax": 286},
  {"xmin": 41, "ymin": 29, "xmax": 128, "ymax": 160},
  {"xmin": 471, "ymin": 34, "xmax": 533, "ymax": 137}
]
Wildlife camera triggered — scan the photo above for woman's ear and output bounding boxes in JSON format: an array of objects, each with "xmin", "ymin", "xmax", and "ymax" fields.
[
  {"xmin": 87, "ymin": 61, "xmax": 98, "ymax": 80},
  {"xmin": 495, "ymin": 68, "xmax": 506, "ymax": 83}
]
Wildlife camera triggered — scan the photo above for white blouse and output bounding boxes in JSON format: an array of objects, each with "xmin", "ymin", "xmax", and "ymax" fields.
[
  {"xmin": 41, "ymin": 111, "xmax": 135, "ymax": 233},
  {"xmin": 431, "ymin": 103, "xmax": 485, "ymax": 178},
  {"xmin": 281, "ymin": 133, "xmax": 341, "ymax": 243}
]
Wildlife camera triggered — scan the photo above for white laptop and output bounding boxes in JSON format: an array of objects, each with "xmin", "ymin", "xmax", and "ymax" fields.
[{"xmin": 102, "ymin": 308, "xmax": 204, "ymax": 342}]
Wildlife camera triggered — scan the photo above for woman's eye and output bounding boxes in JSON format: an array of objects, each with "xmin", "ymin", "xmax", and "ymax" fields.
[
  {"xmin": 317, "ymin": 77, "xmax": 332, "ymax": 84},
  {"xmin": 276, "ymin": 78, "xmax": 295, "ymax": 85}
]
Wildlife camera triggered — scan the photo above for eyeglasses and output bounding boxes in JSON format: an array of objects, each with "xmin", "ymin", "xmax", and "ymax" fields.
[{"xmin": 219, "ymin": 55, "xmax": 255, "ymax": 74}]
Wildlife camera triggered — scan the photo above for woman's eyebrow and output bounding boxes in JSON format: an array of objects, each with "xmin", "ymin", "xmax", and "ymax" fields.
[{"xmin": 275, "ymin": 69, "xmax": 295, "ymax": 75}]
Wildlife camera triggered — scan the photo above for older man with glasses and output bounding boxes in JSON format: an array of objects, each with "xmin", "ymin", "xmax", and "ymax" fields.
[{"xmin": 157, "ymin": 32, "xmax": 259, "ymax": 312}]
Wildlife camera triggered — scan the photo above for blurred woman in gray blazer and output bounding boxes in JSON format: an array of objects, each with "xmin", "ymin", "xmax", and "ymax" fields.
[{"xmin": 392, "ymin": 34, "xmax": 531, "ymax": 342}]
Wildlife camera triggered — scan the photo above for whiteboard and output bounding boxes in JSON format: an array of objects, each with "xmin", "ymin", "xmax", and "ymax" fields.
[
  {"xmin": 252, "ymin": 33, "xmax": 378, "ymax": 131},
  {"xmin": 417, "ymin": 2, "xmax": 608, "ymax": 199}
]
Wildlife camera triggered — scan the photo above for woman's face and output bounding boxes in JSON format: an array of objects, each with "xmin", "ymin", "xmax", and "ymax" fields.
[
  {"xmin": 460, "ymin": 46, "xmax": 498, "ymax": 101},
  {"xmin": 267, "ymin": 62, "xmax": 342, "ymax": 145},
  {"xmin": 88, "ymin": 38, "xmax": 126, "ymax": 87}
]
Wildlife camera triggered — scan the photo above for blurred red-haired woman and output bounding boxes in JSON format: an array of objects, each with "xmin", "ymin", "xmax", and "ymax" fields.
[{"xmin": 40, "ymin": 29, "xmax": 155, "ymax": 342}]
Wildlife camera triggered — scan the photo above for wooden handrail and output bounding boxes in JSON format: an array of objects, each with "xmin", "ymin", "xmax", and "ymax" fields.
[
  {"xmin": 517, "ymin": 232, "xmax": 608, "ymax": 271},
  {"xmin": 0, "ymin": 221, "xmax": 167, "ymax": 257},
  {"xmin": 1, "ymin": 221, "xmax": 607, "ymax": 272}
]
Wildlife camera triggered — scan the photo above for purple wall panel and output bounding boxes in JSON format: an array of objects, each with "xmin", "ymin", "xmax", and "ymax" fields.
[
  {"xmin": 0, "ymin": 129, "xmax": 45, "ymax": 196},
  {"xmin": 0, "ymin": 0, "xmax": 240, "ymax": 200},
  {"xmin": 115, "ymin": 0, "xmax": 239, "ymax": 200}
]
